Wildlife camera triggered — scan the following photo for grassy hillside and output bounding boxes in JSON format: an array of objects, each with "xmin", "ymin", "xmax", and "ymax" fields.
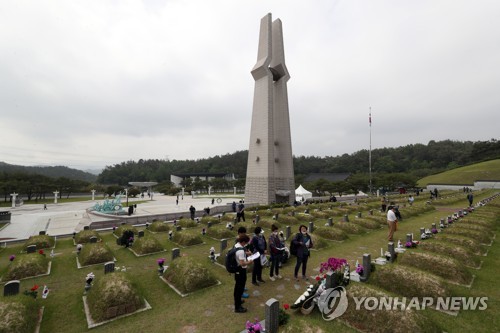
[
  {"xmin": 0, "ymin": 162, "xmax": 97, "ymax": 182},
  {"xmin": 418, "ymin": 159, "xmax": 500, "ymax": 186}
]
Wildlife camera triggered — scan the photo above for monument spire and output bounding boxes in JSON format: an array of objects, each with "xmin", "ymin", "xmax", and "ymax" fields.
[{"xmin": 245, "ymin": 13, "xmax": 295, "ymax": 205}]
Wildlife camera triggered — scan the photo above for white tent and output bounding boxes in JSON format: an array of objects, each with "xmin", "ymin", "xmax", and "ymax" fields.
[{"xmin": 295, "ymin": 184, "xmax": 313, "ymax": 201}]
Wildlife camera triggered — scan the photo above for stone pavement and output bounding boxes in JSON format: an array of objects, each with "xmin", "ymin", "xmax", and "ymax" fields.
[{"xmin": 0, "ymin": 194, "xmax": 242, "ymax": 242}]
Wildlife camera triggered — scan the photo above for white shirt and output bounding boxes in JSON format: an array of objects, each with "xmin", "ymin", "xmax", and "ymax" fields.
[
  {"xmin": 235, "ymin": 243, "xmax": 247, "ymax": 268},
  {"xmin": 387, "ymin": 209, "xmax": 397, "ymax": 222}
]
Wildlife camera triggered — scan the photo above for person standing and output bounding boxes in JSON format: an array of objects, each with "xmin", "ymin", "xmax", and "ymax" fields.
[
  {"xmin": 189, "ymin": 205, "xmax": 196, "ymax": 220},
  {"xmin": 237, "ymin": 201, "xmax": 245, "ymax": 222},
  {"xmin": 234, "ymin": 235, "xmax": 253, "ymax": 313},
  {"xmin": 386, "ymin": 205, "xmax": 398, "ymax": 242},
  {"xmin": 268, "ymin": 224, "xmax": 283, "ymax": 281},
  {"xmin": 43, "ymin": 204, "xmax": 47, "ymax": 210},
  {"xmin": 251, "ymin": 227, "xmax": 267, "ymax": 286},
  {"xmin": 232, "ymin": 201, "xmax": 237, "ymax": 212},
  {"xmin": 408, "ymin": 195, "xmax": 414, "ymax": 206},
  {"xmin": 292, "ymin": 225, "xmax": 313, "ymax": 281},
  {"xmin": 467, "ymin": 192, "xmax": 474, "ymax": 206}
]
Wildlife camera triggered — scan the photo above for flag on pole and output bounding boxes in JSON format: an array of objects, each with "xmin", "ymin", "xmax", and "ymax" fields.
[{"xmin": 369, "ymin": 107, "xmax": 372, "ymax": 126}]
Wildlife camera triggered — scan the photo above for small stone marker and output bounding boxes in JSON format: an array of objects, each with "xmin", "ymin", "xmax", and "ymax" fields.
[
  {"xmin": 291, "ymin": 211, "xmax": 295, "ymax": 216},
  {"xmin": 420, "ymin": 227, "xmax": 425, "ymax": 236},
  {"xmin": 39, "ymin": 231, "xmax": 46, "ymax": 235},
  {"xmin": 274, "ymin": 213, "xmax": 279, "ymax": 220},
  {"xmin": 327, "ymin": 218, "xmax": 333, "ymax": 226},
  {"xmin": 3, "ymin": 280, "xmax": 20, "ymax": 296},
  {"xmin": 220, "ymin": 239, "xmax": 228, "ymax": 253},
  {"xmin": 388, "ymin": 242, "xmax": 396, "ymax": 263},
  {"xmin": 176, "ymin": 225, "xmax": 182, "ymax": 232},
  {"xmin": 89, "ymin": 236, "xmax": 97, "ymax": 243},
  {"xmin": 369, "ymin": 209, "xmax": 373, "ymax": 216},
  {"xmin": 343, "ymin": 214, "xmax": 349, "ymax": 222},
  {"xmin": 255, "ymin": 215, "xmax": 260, "ymax": 223},
  {"xmin": 207, "ymin": 222, "xmax": 212, "ymax": 228},
  {"xmin": 357, "ymin": 212, "xmax": 362, "ymax": 218},
  {"xmin": 84, "ymin": 226, "xmax": 90, "ymax": 230},
  {"xmin": 285, "ymin": 226, "xmax": 291, "ymax": 240},
  {"xmin": 104, "ymin": 261, "xmax": 115, "ymax": 274},
  {"xmin": 406, "ymin": 234, "xmax": 412, "ymax": 243},
  {"xmin": 431, "ymin": 223, "xmax": 436, "ymax": 229},
  {"xmin": 265, "ymin": 298, "xmax": 280, "ymax": 333},
  {"xmin": 26, "ymin": 244, "xmax": 36, "ymax": 253},
  {"xmin": 172, "ymin": 248, "xmax": 180, "ymax": 261},
  {"xmin": 360, "ymin": 254, "xmax": 371, "ymax": 282},
  {"xmin": 325, "ymin": 270, "xmax": 335, "ymax": 289},
  {"xmin": 304, "ymin": 209, "xmax": 309, "ymax": 214},
  {"xmin": 308, "ymin": 221, "xmax": 314, "ymax": 233},
  {"xmin": 440, "ymin": 218, "xmax": 445, "ymax": 224},
  {"xmin": 138, "ymin": 230, "xmax": 145, "ymax": 238}
]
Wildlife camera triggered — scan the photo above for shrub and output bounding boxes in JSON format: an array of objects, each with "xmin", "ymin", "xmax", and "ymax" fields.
[
  {"xmin": 164, "ymin": 256, "xmax": 218, "ymax": 294},
  {"xmin": 24, "ymin": 235, "xmax": 54, "ymax": 250},
  {"xmin": 5, "ymin": 253, "xmax": 49, "ymax": 280},
  {"xmin": 86, "ymin": 273, "xmax": 144, "ymax": 322},
  {"xmin": 148, "ymin": 221, "xmax": 171, "ymax": 232},
  {"xmin": 313, "ymin": 227, "xmax": 348, "ymax": 241},
  {"xmin": 370, "ymin": 265, "xmax": 449, "ymax": 299},
  {"xmin": 79, "ymin": 243, "xmax": 114, "ymax": 266},
  {"xmin": 399, "ymin": 251, "xmax": 473, "ymax": 285},
  {"xmin": 342, "ymin": 284, "xmax": 441, "ymax": 333},
  {"xmin": 172, "ymin": 232, "xmax": 203, "ymax": 246},
  {"xmin": 131, "ymin": 236, "xmax": 164, "ymax": 255},
  {"xmin": 75, "ymin": 230, "xmax": 99, "ymax": 244},
  {"xmin": 0, "ymin": 296, "xmax": 39, "ymax": 333},
  {"xmin": 206, "ymin": 226, "xmax": 237, "ymax": 240}
]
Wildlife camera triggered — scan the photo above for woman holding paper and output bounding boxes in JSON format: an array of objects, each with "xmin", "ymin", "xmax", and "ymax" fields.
[{"xmin": 292, "ymin": 225, "xmax": 313, "ymax": 281}]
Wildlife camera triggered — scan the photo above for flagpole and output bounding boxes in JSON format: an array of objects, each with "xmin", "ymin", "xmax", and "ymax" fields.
[{"xmin": 369, "ymin": 107, "xmax": 372, "ymax": 195}]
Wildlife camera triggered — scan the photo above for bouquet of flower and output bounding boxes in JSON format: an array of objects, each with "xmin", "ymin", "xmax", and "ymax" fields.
[
  {"xmin": 24, "ymin": 284, "xmax": 39, "ymax": 298},
  {"xmin": 9, "ymin": 255, "xmax": 15, "ymax": 262},
  {"xmin": 405, "ymin": 241, "xmax": 413, "ymax": 248},
  {"xmin": 245, "ymin": 318, "xmax": 263, "ymax": 332},
  {"xmin": 355, "ymin": 264, "xmax": 364, "ymax": 275},
  {"xmin": 319, "ymin": 257, "xmax": 347, "ymax": 273},
  {"xmin": 157, "ymin": 258, "xmax": 166, "ymax": 275}
]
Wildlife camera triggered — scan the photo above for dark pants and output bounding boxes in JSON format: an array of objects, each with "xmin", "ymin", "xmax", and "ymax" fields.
[
  {"xmin": 234, "ymin": 268, "xmax": 247, "ymax": 310},
  {"xmin": 252, "ymin": 256, "xmax": 263, "ymax": 282},
  {"xmin": 237, "ymin": 211, "xmax": 245, "ymax": 222},
  {"xmin": 294, "ymin": 254, "xmax": 309, "ymax": 278},
  {"xmin": 270, "ymin": 253, "xmax": 281, "ymax": 277}
]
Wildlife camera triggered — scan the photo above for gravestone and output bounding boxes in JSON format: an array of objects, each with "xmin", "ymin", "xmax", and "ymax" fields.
[
  {"xmin": 89, "ymin": 236, "xmax": 98, "ymax": 243},
  {"xmin": 104, "ymin": 261, "xmax": 115, "ymax": 274},
  {"xmin": 255, "ymin": 215, "xmax": 260, "ymax": 223},
  {"xmin": 406, "ymin": 234, "xmax": 412, "ymax": 243},
  {"xmin": 304, "ymin": 209, "xmax": 309, "ymax": 214},
  {"xmin": 265, "ymin": 298, "xmax": 280, "ymax": 333},
  {"xmin": 343, "ymin": 214, "xmax": 349, "ymax": 222},
  {"xmin": 447, "ymin": 216, "xmax": 452, "ymax": 223},
  {"xmin": 207, "ymin": 222, "xmax": 212, "ymax": 228},
  {"xmin": 420, "ymin": 227, "xmax": 425, "ymax": 237},
  {"xmin": 308, "ymin": 222, "xmax": 314, "ymax": 233},
  {"xmin": 274, "ymin": 213, "xmax": 279, "ymax": 220},
  {"xmin": 285, "ymin": 226, "xmax": 291, "ymax": 240},
  {"xmin": 202, "ymin": 228, "xmax": 206, "ymax": 235},
  {"xmin": 26, "ymin": 245, "xmax": 36, "ymax": 253},
  {"xmin": 172, "ymin": 248, "xmax": 180, "ymax": 261},
  {"xmin": 138, "ymin": 230, "xmax": 145, "ymax": 238},
  {"xmin": 388, "ymin": 242, "xmax": 396, "ymax": 263},
  {"xmin": 440, "ymin": 218, "xmax": 445, "ymax": 224},
  {"xmin": 431, "ymin": 223, "xmax": 436, "ymax": 230},
  {"xmin": 220, "ymin": 239, "xmax": 228, "ymax": 253},
  {"xmin": 369, "ymin": 209, "xmax": 373, "ymax": 216},
  {"xmin": 327, "ymin": 218, "xmax": 333, "ymax": 227},
  {"xmin": 357, "ymin": 212, "xmax": 362, "ymax": 218},
  {"xmin": 39, "ymin": 231, "xmax": 46, "ymax": 235},
  {"xmin": 3, "ymin": 280, "xmax": 20, "ymax": 296},
  {"xmin": 84, "ymin": 226, "xmax": 90, "ymax": 230},
  {"xmin": 360, "ymin": 254, "xmax": 371, "ymax": 282},
  {"xmin": 325, "ymin": 270, "xmax": 335, "ymax": 289},
  {"xmin": 291, "ymin": 211, "xmax": 295, "ymax": 216},
  {"xmin": 176, "ymin": 225, "xmax": 182, "ymax": 232}
]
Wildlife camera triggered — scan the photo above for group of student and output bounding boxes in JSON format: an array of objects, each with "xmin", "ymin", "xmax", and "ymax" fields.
[{"xmin": 232, "ymin": 224, "xmax": 313, "ymax": 313}]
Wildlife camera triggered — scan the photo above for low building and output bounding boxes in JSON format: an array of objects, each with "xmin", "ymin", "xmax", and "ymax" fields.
[{"xmin": 170, "ymin": 173, "xmax": 235, "ymax": 187}]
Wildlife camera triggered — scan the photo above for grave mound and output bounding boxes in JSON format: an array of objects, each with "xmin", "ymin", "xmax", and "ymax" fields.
[
  {"xmin": 5, "ymin": 253, "xmax": 49, "ymax": 280},
  {"xmin": 131, "ymin": 236, "xmax": 164, "ymax": 255},
  {"xmin": 419, "ymin": 241, "xmax": 480, "ymax": 268},
  {"xmin": 164, "ymin": 256, "xmax": 218, "ymax": 294},
  {"xmin": 172, "ymin": 232, "xmax": 203, "ymax": 246},
  {"xmin": 334, "ymin": 222, "xmax": 365, "ymax": 234},
  {"xmin": 313, "ymin": 227, "xmax": 348, "ymax": 241},
  {"xmin": 79, "ymin": 243, "xmax": 114, "ymax": 266},
  {"xmin": 256, "ymin": 219, "xmax": 281, "ymax": 229},
  {"xmin": 200, "ymin": 217, "xmax": 221, "ymax": 225},
  {"xmin": 75, "ymin": 230, "xmax": 100, "ymax": 244},
  {"xmin": 148, "ymin": 221, "xmax": 170, "ymax": 232},
  {"xmin": 435, "ymin": 235, "xmax": 484, "ymax": 255},
  {"xmin": 399, "ymin": 251, "xmax": 473, "ymax": 285},
  {"xmin": 24, "ymin": 235, "xmax": 54, "ymax": 250},
  {"xmin": 0, "ymin": 296, "xmax": 39, "ymax": 333},
  {"xmin": 444, "ymin": 227, "xmax": 491, "ymax": 244},
  {"xmin": 309, "ymin": 233, "xmax": 330, "ymax": 250},
  {"xmin": 86, "ymin": 273, "xmax": 144, "ymax": 322},
  {"xmin": 343, "ymin": 284, "xmax": 441, "ymax": 333},
  {"xmin": 351, "ymin": 218, "xmax": 380, "ymax": 229},
  {"xmin": 206, "ymin": 226, "xmax": 236, "ymax": 240},
  {"xmin": 370, "ymin": 265, "xmax": 449, "ymax": 299},
  {"xmin": 178, "ymin": 219, "xmax": 198, "ymax": 228}
]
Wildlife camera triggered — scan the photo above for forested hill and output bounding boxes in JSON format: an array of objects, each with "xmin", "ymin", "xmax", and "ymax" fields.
[
  {"xmin": 97, "ymin": 139, "xmax": 500, "ymax": 185},
  {"xmin": 0, "ymin": 162, "xmax": 97, "ymax": 182}
]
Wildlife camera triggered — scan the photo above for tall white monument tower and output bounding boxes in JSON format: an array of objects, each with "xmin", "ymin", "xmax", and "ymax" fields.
[{"xmin": 245, "ymin": 13, "xmax": 295, "ymax": 205}]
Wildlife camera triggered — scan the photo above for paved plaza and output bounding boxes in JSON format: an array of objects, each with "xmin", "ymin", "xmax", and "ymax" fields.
[{"xmin": 0, "ymin": 194, "xmax": 242, "ymax": 241}]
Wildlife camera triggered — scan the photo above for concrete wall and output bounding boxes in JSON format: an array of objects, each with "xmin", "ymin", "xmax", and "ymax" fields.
[{"xmin": 426, "ymin": 181, "xmax": 500, "ymax": 191}]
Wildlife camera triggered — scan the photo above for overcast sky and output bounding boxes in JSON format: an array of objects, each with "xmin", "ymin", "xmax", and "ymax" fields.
[{"xmin": 1, "ymin": 0, "xmax": 499, "ymax": 171}]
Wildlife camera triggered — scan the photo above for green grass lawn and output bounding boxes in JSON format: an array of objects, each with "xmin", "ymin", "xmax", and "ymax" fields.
[
  {"xmin": 0, "ymin": 190, "xmax": 498, "ymax": 332},
  {"xmin": 418, "ymin": 159, "xmax": 500, "ymax": 186}
]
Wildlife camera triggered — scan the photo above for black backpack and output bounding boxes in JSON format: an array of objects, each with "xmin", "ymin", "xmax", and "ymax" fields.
[
  {"xmin": 289, "ymin": 233, "xmax": 299, "ymax": 256},
  {"xmin": 225, "ymin": 247, "xmax": 243, "ymax": 273}
]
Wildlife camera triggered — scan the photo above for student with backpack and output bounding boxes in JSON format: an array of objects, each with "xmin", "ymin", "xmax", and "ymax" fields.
[
  {"xmin": 251, "ymin": 227, "xmax": 267, "ymax": 286},
  {"xmin": 268, "ymin": 224, "xmax": 284, "ymax": 281},
  {"xmin": 231, "ymin": 235, "xmax": 253, "ymax": 313},
  {"xmin": 291, "ymin": 225, "xmax": 313, "ymax": 281}
]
